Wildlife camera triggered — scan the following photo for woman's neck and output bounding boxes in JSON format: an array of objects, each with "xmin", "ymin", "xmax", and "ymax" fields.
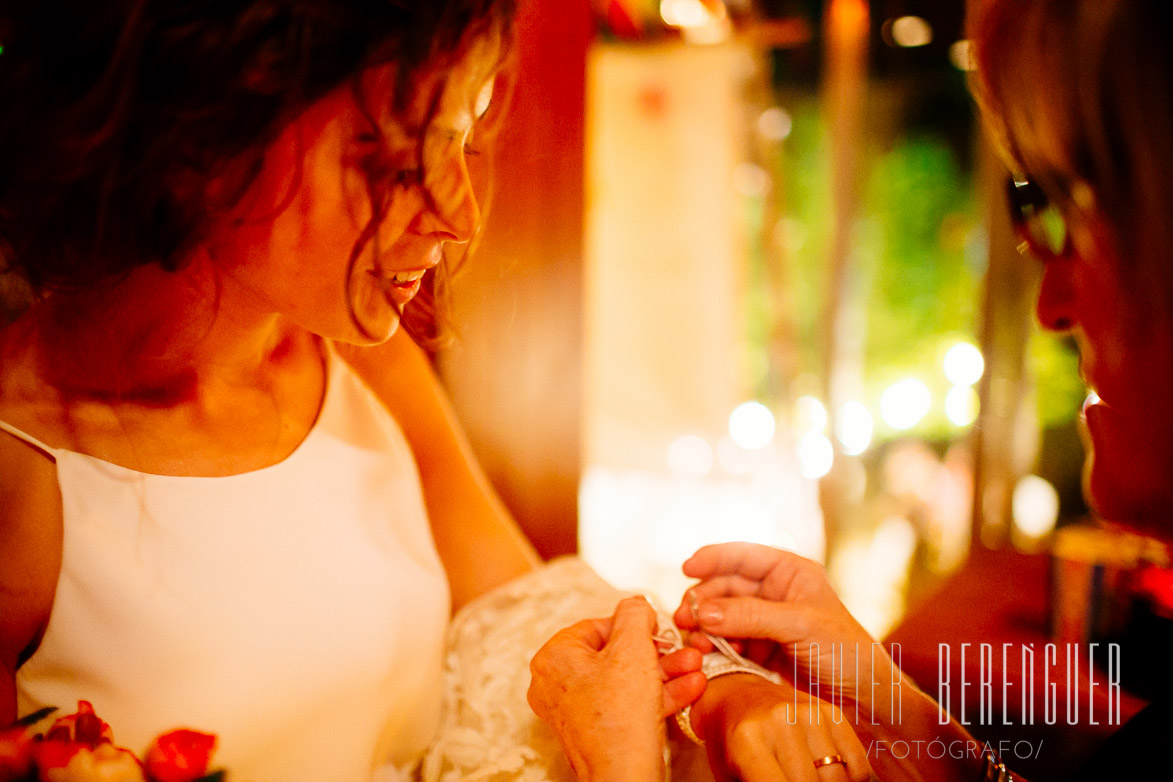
[{"xmin": 27, "ymin": 255, "xmax": 299, "ymax": 400}]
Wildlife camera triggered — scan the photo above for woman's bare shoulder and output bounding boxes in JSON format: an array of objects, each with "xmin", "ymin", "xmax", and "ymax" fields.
[{"xmin": 0, "ymin": 402, "xmax": 64, "ymax": 701}]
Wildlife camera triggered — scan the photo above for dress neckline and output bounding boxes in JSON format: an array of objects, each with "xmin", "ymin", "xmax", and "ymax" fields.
[{"xmin": 0, "ymin": 338, "xmax": 334, "ymax": 480}]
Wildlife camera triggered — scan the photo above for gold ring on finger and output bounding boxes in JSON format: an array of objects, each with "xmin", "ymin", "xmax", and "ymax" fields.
[{"xmin": 813, "ymin": 754, "xmax": 846, "ymax": 769}]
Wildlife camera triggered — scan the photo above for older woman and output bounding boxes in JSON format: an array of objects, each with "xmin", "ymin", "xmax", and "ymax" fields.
[
  {"xmin": 538, "ymin": 0, "xmax": 1173, "ymax": 779},
  {"xmin": 672, "ymin": 1, "xmax": 1173, "ymax": 780}
]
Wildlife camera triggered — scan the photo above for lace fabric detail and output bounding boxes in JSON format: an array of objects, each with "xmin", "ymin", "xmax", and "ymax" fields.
[{"xmin": 415, "ymin": 557, "xmax": 707, "ymax": 782}]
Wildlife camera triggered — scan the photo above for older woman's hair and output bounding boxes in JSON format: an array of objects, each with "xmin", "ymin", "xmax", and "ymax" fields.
[
  {"xmin": 969, "ymin": 0, "xmax": 1173, "ymax": 303},
  {"xmin": 0, "ymin": 0, "xmax": 514, "ymax": 336}
]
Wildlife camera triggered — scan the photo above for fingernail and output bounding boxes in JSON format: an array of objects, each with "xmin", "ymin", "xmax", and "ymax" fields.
[{"xmin": 698, "ymin": 603, "xmax": 722, "ymax": 625}]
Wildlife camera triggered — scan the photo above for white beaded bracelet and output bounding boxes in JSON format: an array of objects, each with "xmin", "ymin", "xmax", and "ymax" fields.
[{"xmin": 674, "ymin": 639, "xmax": 783, "ymax": 747}]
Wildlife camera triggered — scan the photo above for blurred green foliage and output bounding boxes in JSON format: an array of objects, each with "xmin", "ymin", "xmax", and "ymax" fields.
[{"xmin": 746, "ymin": 96, "xmax": 1082, "ymax": 439}]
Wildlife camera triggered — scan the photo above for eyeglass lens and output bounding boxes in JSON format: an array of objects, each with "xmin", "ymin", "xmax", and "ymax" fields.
[{"xmin": 1007, "ymin": 176, "xmax": 1070, "ymax": 258}]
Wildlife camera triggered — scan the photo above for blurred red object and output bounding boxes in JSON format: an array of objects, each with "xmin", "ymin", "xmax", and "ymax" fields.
[
  {"xmin": 43, "ymin": 701, "xmax": 111, "ymax": 746},
  {"xmin": 605, "ymin": 0, "xmax": 643, "ymax": 39},
  {"xmin": 3, "ymin": 701, "xmax": 222, "ymax": 782},
  {"xmin": 144, "ymin": 730, "xmax": 217, "ymax": 782},
  {"xmin": 0, "ymin": 726, "xmax": 34, "ymax": 780},
  {"xmin": 29, "ymin": 740, "xmax": 88, "ymax": 782},
  {"xmin": 1135, "ymin": 564, "xmax": 1173, "ymax": 617}
]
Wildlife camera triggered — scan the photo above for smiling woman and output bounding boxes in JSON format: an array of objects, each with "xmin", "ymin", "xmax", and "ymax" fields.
[
  {"xmin": 0, "ymin": 1, "xmax": 738, "ymax": 778},
  {"xmin": 0, "ymin": 3, "xmax": 550, "ymax": 780},
  {"xmin": 210, "ymin": 29, "xmax": 503, "ymax": 345}
]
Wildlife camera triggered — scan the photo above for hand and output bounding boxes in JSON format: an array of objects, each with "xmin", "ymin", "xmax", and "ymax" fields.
[
  {"xmin": 689, "ymin": 674, "xmax": 870, "ymax": 782},
  {"xmin": 677, "ymin": 544, "xmax": 985, "ymax": 782},
  {"xmin": 673, "ymin": 543, "xmax": 898, "ymax": 718},
  {"xmin": 528, "ymin": 597, "xmax": 705, "ymax": 782}
]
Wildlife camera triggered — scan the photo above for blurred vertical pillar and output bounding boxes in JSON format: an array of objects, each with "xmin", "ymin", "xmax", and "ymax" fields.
[
  {"xmin": 437, "ymin": 0, "xmax": 592, "ymax": 559},
  {"xmin": 971, "ymin": 134, "xmax": 1042, "ymax": 547},
  {"xmin": 579, "ymin": 39, "xmax": 766, "ymax": 601},
  {"xmin": 582, "ymin": 41, "xmax": 751, "ymax": 470},
  {"xmin": 817, "ymin": 0, "xmax": 869, "ymax": 542}
]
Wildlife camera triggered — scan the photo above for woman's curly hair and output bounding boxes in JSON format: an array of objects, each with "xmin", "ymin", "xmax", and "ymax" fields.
[{"xmin": 0, "ymin": 0, "xmax": 514, "ymax": 338}]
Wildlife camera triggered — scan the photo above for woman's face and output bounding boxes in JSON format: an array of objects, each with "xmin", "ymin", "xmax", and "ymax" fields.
[
  {"xmin": 210, "ymin": 28, "xmax": 502, "ymax": 343},
  {"xmin": 1032, "ymin": 187, "xmax": 1173, "ymax": 536}
]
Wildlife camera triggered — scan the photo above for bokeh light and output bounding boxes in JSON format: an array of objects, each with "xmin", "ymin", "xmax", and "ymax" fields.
[
  {"xmin": 943, "ymin": 341, "xmax": 984, "ymax": 386},
  {"xmin": 880, "ymin": 379, "xmax": 932, "ymax": 430},
  {"xmin": 945, "ymin": 385, "xmax": 979, "ymax": 427},
  {"xmin": 733, "ymin": 163, "xmax": 770, "ymax": 198},
  {"xmin": 797, "ymin": 432, "xmax": 834, "ymax": 479},
  {"xmin": 758, "ymin": 107, "xmax": 793, "ymax": 141},
  {"xmin": 949, "ymin": 40, "xmax": 975, "ymax": 71},
  {"xmin": 793, "ymin": 395, "xmax": 828, "ymax": 434},
  {"xmin": 1012, "ymin": 475, "xmax": 1060, "ymax": 539},
  {"xmin": 660, "ymin": 0, "xmax": 712, "ymax": 28},
  {"xmin": 835, "ymin": 401, "xmax": 874, "ymax": 455},
  {"xmin": 729, "ymin": 401, "xmax": 776, "ymax": 450},
  {"xmin": 887, "ymin": 16, "xmax": 933, "ymax": 48}
]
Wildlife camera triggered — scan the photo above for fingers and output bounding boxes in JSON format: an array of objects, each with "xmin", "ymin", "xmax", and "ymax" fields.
[
  {"xmin": 661, "ymin": 671, "xmax": 707, "ymax": 717},
  {"xmin": 792, "ymin": 700, "xmax": 871, "ymax": 782},
  {"xmin": 689, "ymin": 595, "xmax": 814, "ymax": 645},
  {"xmin": 660, "ymin": 647, "xmax": 703, "ymax": 678},
  {"xmin": 797, "ymin": 710, "xmax": 871, "ymax": 782},
  {"xmin": 761, "ymin": 706, "xmax": 818, "ymax": 782},
  {"xmin": 546, "ymin": 615, "xmax": 613, "ymax": 653},
  {"xmin": 791, "ymin": 715, "xmax": 845, "ymax": 782},
  {"xmin": 744, "ymin": 638, "xmax": 777, "ymax": 666},
  {"xmin": 826, "ymin": 708, "xmax": 871, "ymax": 782},
  {"xmin": 684, "ymin": 542, "xmax": 812, "ymax": 581},
  {"xmin": 529, "ymin": 599, "xmax": 680, "ymax": 782},
  {"xmin": 716, "ymin": 739, "xmax": 789, "ymax": 782},
  {"xmin": 767, "ymin": 699, "xmax": 861, "ymax": 782},
  {"xmin": 553, "ymin": 597, "xmax": 657, "ymax": 656},
  {"xmin": 675, "ymin": 576, "xmax": 763, "ymax": 628},
  {"xmin": 607, "ymin": 596, "xmax": 657, "ymax": 650}
]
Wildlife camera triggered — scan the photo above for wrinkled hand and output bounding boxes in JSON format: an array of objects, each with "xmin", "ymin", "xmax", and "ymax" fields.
[
  {"xmin": 673, "ymin": 543, "xmax": 899, "ymax": 716},
  {"xmin": 529, "ymin": 597, "xmax": 705, "ymax": 782},
  {"xmin": 689, "ymin": 674, "xmax": 871, "ymax": 782}
]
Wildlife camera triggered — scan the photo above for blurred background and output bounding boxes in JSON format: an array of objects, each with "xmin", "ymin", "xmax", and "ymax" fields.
[
  {"xmin": 443, "ymin": 0, "xmax": 1087, "ymax": 633},
  {"xmin": 438, "ymin": 1, "xmax": 1173, "ymax": 777}
]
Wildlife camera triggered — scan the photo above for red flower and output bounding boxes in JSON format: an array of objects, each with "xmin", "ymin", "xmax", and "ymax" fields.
[
  {"xmin": 37, "ymin": 744, "xmax": 145, "ymax": 782},
  {"xmin": 46, "ymin": 702, "xmax": 112, "ymax": 748},
  {"xmin": 30, "ymin": 740, "xmax": 87, "ymax": 782},
  {"xmin": 143, "ymin": 730, "xmax": 217, "ymax": 782},
  {"xmin": 29, "ymin": 702, "xmax": 137, "ymax": 782}
]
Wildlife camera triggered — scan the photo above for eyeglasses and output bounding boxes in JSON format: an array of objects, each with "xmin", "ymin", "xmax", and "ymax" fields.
[{"xmin": 1005, "ymin": 174, "xmax": 1072, "ymax": 259}]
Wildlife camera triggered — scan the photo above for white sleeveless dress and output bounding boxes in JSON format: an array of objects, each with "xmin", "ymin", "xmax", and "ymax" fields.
[{"xmin": 3, "ymin": 347, "xmax": 450, "ymax": 782}]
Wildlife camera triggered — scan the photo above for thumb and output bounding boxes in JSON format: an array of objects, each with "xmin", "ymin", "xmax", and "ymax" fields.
[
  {"xmin": 694, "ymin": 596, "xmax": 813, "ymax": 644},
  {"xmin": 607, "ymin": 596, "xmax": 657, "ymax": 647}
]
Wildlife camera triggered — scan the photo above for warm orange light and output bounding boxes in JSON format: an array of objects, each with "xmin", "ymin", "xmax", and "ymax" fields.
[{"xmin": 828, "ymin": 0, "xmax": 869, "ymax": 40}]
